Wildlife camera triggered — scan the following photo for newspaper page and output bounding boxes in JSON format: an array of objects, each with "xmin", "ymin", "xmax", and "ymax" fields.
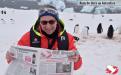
[{"xmin": 5, "ymin": 45, "xmax": 77, "ymax": 75}]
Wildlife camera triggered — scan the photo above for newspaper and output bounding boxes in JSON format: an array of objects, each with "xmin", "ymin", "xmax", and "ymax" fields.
[{"xmin": 5, "ymin": 45, "xmax": 77, "ymax": 75}]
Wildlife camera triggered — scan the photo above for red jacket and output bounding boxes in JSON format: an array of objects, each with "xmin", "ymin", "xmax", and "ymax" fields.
[{"xmin": 17, "ymin": 19, "xmax": 82, "ymax": 70}]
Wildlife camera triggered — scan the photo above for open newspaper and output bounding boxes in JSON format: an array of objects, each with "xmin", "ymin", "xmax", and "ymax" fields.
[{"xmin": 5, "ymin": 45, "xmax": 78, "ymax": 75}]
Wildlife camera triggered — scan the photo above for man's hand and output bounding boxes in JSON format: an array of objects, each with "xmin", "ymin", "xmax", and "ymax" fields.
[
  {"xmin": 6, "ymin": 51, "xmax": 15, "ymax": 64},
  {"xmin": 68, "ymin": 55, "xmax": 79, "ymax": 62}
]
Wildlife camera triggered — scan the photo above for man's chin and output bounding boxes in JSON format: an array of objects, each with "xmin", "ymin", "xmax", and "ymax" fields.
[{"xmin": 46, "ymin": 32, "xmax": 53, "ymax": 35}]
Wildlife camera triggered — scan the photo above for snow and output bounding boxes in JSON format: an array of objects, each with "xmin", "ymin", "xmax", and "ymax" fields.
[{"xmin": 0, "ymin": 8, "xmax": 121, "ymax": 75}]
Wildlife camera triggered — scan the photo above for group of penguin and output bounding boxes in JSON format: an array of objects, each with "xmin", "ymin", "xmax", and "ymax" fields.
[
  {"xmin": 97, "ymin": 23, "xmax": 115, "ymax": 39},
  {"xmin": 73, "ymin": 22, "xmax": 117, "ymax": 42}
]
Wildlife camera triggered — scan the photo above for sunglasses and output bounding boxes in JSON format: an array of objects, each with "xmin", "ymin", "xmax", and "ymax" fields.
[{"xmin": 40, "ymin": 20, "xmax": 56, "ymax": 25}]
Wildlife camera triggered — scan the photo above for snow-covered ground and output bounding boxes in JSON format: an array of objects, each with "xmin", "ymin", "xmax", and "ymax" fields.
[{"xmin": 0, "ymin": 8, "xmax": 121, "ymax": 75}]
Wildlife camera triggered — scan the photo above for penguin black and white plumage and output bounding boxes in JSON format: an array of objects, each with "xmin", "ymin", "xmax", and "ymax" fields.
[
  {"xmin": 107, "ymin": 25, "xmax": 114, "ymax": 39},
  {"xmin": 97, "ymin": 23, "xmax": 103, "ymax": 34},
  {"xmin": 81, "ymin": 26, "xmax": 89, "ymax": 39},
  {"xmin": 85, "ymin": 26, "xmax": 89, "ymax": 35},
  {"xmin": 73, "ymin": 24, "xmax": 81, "ymax": 41}
]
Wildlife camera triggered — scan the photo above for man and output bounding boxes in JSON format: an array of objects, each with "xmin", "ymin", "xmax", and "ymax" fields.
[{"xmin": 6, "ymin": 4, "xmax": 82, "ymax": 70}]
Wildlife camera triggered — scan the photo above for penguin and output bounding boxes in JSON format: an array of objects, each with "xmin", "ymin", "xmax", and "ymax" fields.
[
  {"xmin": 97, "ymin": 23, "xmax": 103, "ymax": 34},
  {"xmin": 107, "ymin": 25, "xmax": 114, "ymax": 39}
]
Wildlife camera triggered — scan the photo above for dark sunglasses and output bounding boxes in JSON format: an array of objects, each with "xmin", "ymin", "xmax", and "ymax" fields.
[{"xmin": 40, "ymin": 20, "xmax": 56, "ymax": 25}]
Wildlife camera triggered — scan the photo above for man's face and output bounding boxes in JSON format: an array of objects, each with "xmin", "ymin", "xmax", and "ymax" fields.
[{"xmin": 40, "ymin": 16, "xmax": 57, "ymax": 35}]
